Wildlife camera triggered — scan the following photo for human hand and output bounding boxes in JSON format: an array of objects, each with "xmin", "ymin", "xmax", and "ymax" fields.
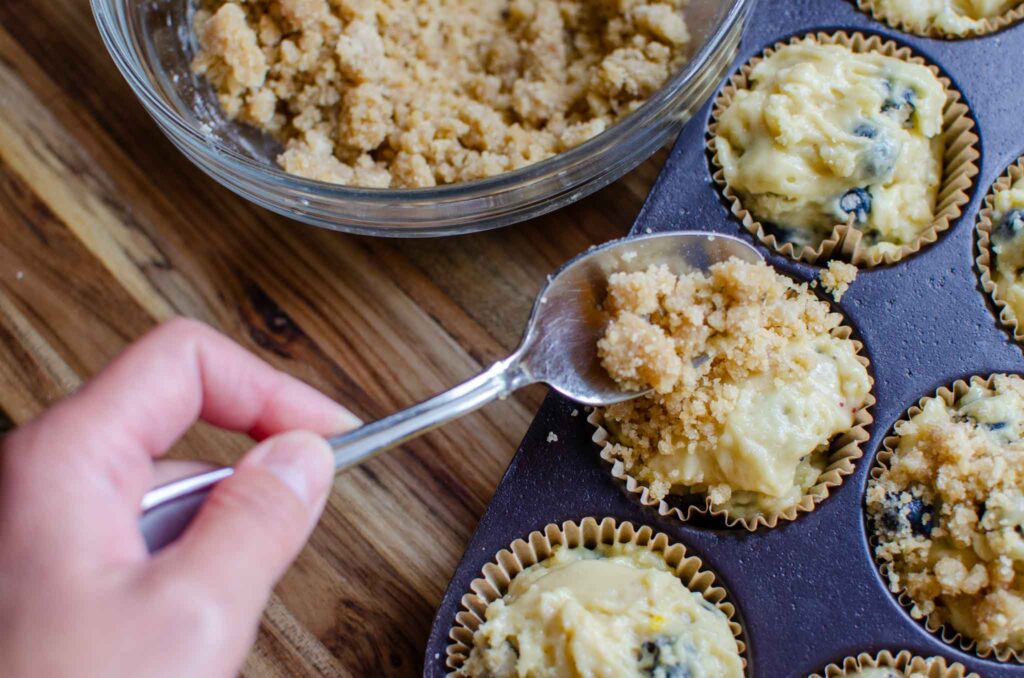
[{"xmin": 0, "ymin": 318, "xmax": 358, "ymax": 678}]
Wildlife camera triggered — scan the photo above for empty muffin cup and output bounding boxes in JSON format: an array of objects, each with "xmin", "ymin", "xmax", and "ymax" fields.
[
  {"xmin": 445, "ymin": 516, "xmax": 747, "ymax": 675},
  {"xmin": 809, "ymin": 648, "xmax": 978, "ymax": 677},
  {"xmin": 867, "ymin": 374, "xmax": 1024, "ymax": 662},
  {"xmin": 976, "ymin": 156, "xmax": 1024, "ymax": 343},
  {"xmin": 707, "ymin": 31, "xmax": 979, "ymax": 267},
  {"xmin": 855, "ymin": 0, "xmax": 1024, "ymax": 39}
]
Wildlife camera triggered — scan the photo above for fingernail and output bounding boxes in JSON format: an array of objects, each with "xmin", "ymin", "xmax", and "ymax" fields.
[
  {"xmin": 336, "ymin": 407, "xmax": 362, "ymax": 432},
  {"xmin": 245, "ymin": 431, "xmax": 333, "ymax": 510}
]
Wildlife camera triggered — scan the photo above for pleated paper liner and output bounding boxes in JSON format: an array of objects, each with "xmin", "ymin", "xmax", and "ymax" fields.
[
  {"xmin": 855, "ymin": 0, "xmax": 1024, "ymax": 39},
  {"xmin": 444, "ymin": 517, "xmax": 747, "ymax": 674},
  {"xmin": 809, "ymin": 649, "xmax": 978, "ymax": 678},
  {"xmin": 976, "ymin": 156, "xmax": 1024, "ymax": 344},
  {"xmin": 591, "ymin": 317, "xmax": 875, "ymax": 532},
  {"xmin": 706, "ymin": 31, "xmax": 979, "ymax": 267},
  {"xmin": 868, "ymin": 374, "xmax": 1024, "ymax": 663}
]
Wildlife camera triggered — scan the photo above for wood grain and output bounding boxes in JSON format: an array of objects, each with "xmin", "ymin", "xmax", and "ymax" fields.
[{"xmin": 0, "ymin": 1, "xmax": 664, "ymax": 674}]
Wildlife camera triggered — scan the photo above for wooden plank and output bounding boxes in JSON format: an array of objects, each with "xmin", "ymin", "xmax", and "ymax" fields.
[{"xmin": 0, "ymin": 1, "xmax": 665, "ymax": 674}]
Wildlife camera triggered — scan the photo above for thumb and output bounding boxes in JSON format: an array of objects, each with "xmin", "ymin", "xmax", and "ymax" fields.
[{"xmin": 160, "ymin": 431, "xmax": 334, "ymax": 618}]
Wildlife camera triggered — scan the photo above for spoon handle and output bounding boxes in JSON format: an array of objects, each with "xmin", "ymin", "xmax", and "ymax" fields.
[
  {"xmin": 139, "ymin": 356, "xmax": 529, "ymax": 552},
  {"xmin": 327, "ymin": 356, "xmax": 526, "ymax": 472}
]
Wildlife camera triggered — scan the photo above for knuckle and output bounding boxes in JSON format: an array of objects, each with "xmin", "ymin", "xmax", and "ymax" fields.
[{"xmin": 156, "ymin": 316, "xmax": 211, "ymax": 343}]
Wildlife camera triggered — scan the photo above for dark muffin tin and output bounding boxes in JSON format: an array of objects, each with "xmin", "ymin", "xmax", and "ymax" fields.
[{"xmin": 423, "ymin": 0, "xmax": 1024, "ymax": 675}]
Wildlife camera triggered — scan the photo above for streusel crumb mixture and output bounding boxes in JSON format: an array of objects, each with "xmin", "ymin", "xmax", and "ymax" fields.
[
  {"xmin": 819, "ymin": 260, "xmax": 859, "ymax": 302},
  {"xmin": 597, "ymin": 259, "xmax": 871, "ymax": 518},
  {"xmin": 192, "ymin": 0, "xmax": 691, "ymax": 187},
  {"xmin": 867, "ymin": 374, "xmax": 1024, "ymax": 654}
]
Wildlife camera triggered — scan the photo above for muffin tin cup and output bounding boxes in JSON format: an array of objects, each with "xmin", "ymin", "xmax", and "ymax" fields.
[
  {"xmin": 977, "ymin": 157, "xmax": 1024, "ymax": 343},
  {"xmin": 443, "ymin": 516, "xmax": 747, "ymax": 673},
  {"xmin": 707, "ymin": 30, "xmax": 980, "ymax": 267},
  {"xmin": 869, "ymin": 374, "xmax": 1024, "ymax": 663},
  {"xmin": 855, "ymin": 0, "xmax": 1024, "ymax": 39},
  {"xmin": 590, "ymin": 317, "xmax": 875, "ymax": 531},
  {"xmin": 426, "ymin": 2, "xmax": 1024, "ymax": 674},
  {"xmin": 810, "ymin": 649, "xmax": 978, "ymax": 678}
]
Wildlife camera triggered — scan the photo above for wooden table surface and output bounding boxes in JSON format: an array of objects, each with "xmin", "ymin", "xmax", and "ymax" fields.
[{"xmin": 0, "ymin": 2, "xmax": 666, "ymax": 674}]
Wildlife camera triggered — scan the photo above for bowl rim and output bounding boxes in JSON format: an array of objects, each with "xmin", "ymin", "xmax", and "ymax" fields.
[{"xmin": 91, "ymin": 0, "xmax": 753, "ymax": 200}]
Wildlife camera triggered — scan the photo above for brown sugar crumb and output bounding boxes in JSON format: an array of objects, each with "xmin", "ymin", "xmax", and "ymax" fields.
[
  {"xmin": 867, "ymin": 374, "xmax": 1024, "ymax": 655},
  {"xmin": 597, "ymin": 259, "xmax": 871, "ymax": 520},
  {"xmin": 192, "ymin": 0, "xmax": 692, "ymax": 188},
  {"xmin": 819, "ymin": 260, "xmax": 858, "ymax": 302}
]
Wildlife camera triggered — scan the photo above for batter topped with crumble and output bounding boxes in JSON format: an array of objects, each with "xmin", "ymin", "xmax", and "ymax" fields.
[
  {"xmin": 867, "ymin": 374, "xmax": 1024, "ymax": 655},
  {"xmin": 192, "ymin": 0, "xmax": 691, "ymax": 188},
  {"xmin": 597, "ymin": 259, "xmax": 871, "ymax": 519},
  {"xmin": 458, "ymin": 544, "xmax": 743, "ymax": 678}
]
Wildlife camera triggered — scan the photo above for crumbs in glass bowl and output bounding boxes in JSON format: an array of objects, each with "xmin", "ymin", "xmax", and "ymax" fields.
[{"xmin": 192, "ymin": 0, "xmax": 692, "ymax": 187}]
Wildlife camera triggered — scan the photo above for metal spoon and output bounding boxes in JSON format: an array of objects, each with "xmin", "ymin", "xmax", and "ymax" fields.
[{"xmin": 140, "ymin": 231, "xmax": 762, "ymax": 551}]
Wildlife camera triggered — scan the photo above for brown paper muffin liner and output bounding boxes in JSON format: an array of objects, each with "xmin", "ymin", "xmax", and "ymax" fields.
[
  {"xmin": 855, "ymin": 0, "xmax": 1024, "ymax": 39},
  {"xmin": 707, "ymin": 31, "xmax": 979, "ymax": 267},
  {"xmin": 868, "ymin": 374, "xmax": 1024, "ymax": 663},
  {"xmin": 444, "ymin": 516, "xmax": 747, "ymax": 674},
  {"xmin": 809, "ymin": 649, "xmax": 977, "ymax": 678},
  {"xmin": 591, "ymin": 315, "xmax": 875, "ymax": 531},
  {"xmin": 976, "ymin": 156, "xmax": 1024, "ymax": 343}
]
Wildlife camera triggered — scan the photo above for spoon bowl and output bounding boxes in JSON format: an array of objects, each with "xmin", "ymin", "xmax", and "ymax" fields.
[{"xmin": 518, "ymin": 231, "xmax": 764, "ymax": 406}]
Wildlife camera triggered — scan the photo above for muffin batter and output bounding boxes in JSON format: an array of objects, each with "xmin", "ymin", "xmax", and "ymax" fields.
[
  {"xmin": 597, "ymin": 259, "xmax": 871, "ymax": 519},
  {"xmin": 715, "ymin": 42, "xmax": 946, "ymax": 257},
  {"xmin": 459, "ymin": 544, "xmax": 743, "ymax": 678},
  {"xmin": 192, "ymin": 0, "xmax": 692, "ymax": 188},
  {"xmin": 988, "ymin": 177, "xmax": 1024, "ymax": 327},
  {"xmin": 867, "ymin": 374, "xmax": 1024, "ymax": 655},
  {"xmin": 874, "ymin": 0, "xmax": 1023, "ymax": 35}
]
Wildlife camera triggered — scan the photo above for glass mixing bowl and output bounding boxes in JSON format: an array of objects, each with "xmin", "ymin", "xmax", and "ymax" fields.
[{"xmin": 92, "ymin": 0, "xmax": 753, "ymax": 237}]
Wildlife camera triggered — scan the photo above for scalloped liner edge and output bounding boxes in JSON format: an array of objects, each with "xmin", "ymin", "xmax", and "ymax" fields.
[
  {"xmin": 809, "ymin": 648, "xmax": 977, "ymax": 678},
  {"xmin": 855, "ymin": 0, "xmax": 1024, "ymax": 39},
  {"xmin": 706, "ymin": 30, "xmax": 980, "ymax": 267},
  {"xmin": 443, "ymin": 516, "xmax": 748, "ymax": 674},
  {"xmin": 975, "ymin": 157, "xmax": 1024, "ymax": 345}
]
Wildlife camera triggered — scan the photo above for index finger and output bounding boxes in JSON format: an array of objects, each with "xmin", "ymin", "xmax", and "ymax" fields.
[{"xmin": 1, "ymin": 318, "xmax": 357, "ymax": 558}]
